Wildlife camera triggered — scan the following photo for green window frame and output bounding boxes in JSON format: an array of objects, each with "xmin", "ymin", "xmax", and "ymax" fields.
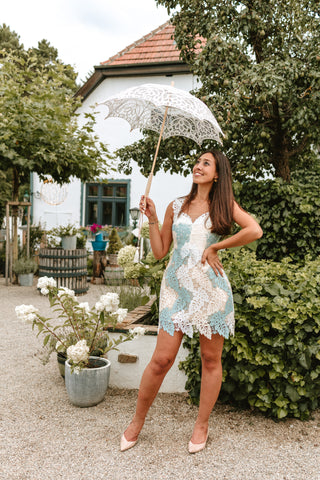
[{"xmin": 85, "ymin": 180, "xmax": 130, "ymax": 227}]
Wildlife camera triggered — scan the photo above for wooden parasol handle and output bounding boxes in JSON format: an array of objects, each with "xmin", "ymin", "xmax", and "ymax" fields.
[{"xmin": 143, "ymin": 103, "xmax": 169, "ymax": 200}]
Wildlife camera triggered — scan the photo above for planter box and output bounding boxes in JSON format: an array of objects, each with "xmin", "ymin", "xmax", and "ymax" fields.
[
  {"xmin": 106, "ymin": 302, "xmax": 188, "ymax": 393},
  {"xmin": 107, "ymin": 332, "xmax": 188, "ymax": 393}
]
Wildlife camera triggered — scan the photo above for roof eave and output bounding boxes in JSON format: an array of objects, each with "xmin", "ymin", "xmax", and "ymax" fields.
[{"xmin": 75, "ymin": 61, "xmax": 191, "ymax": 101}]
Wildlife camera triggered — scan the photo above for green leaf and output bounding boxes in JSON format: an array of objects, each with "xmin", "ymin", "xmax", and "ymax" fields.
[{"xmin": 285, "ymin": 385, "xmax": 301, "ymax": 402}]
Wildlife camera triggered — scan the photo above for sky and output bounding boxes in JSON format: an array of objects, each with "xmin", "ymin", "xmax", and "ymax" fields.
[{"xmin": 1, "ymin": 0, "xmax": 170, "ymax": 82}]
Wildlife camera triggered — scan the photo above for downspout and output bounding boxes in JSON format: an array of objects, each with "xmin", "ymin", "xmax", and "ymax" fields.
[
  {"xmin": 30, "ymin": 173, "xmax": 34, "ymax": 223},
  {"xmin": 80, "ymin": 182, "xmax": 84, "ymax": 225}
]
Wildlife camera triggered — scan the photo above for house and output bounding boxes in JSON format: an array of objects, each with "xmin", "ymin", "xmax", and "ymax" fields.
[{"xmin": 32, "ymin": 21, "xmax": 198, "ymax": 230}]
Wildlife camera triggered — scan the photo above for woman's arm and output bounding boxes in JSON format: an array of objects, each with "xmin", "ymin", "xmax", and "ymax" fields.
[
  {"xmin": 202, "ymin": 201, "xmax": 263, "ymax": 276},
  {"xmin": 140, "ymin": 196, "xmax": 173, "ymax": 260}
]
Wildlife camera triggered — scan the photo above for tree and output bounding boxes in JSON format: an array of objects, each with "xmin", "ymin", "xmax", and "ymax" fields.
[
  {"xmin": 0, "ymin": 23, "xmax": 22, "ymax": 56},
  {"xmin": 118, "ymin": 0, "xmax": 320, "ymax": 182},
  {"xmin": 0, "ymin": 30, "xmax": 113, "ymax": 263}
]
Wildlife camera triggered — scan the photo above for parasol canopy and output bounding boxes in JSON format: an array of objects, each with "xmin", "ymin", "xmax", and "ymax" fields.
[{"xmin": 101, "ymin": 83, "xmax": 223, "ymax": 146}]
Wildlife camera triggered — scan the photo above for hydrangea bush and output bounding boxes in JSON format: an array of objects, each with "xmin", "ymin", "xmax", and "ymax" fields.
[
  {"xmin": 16, "ymin": 276, "xmax": 145, "ymax": 373},
  {"xmin": 117, "ymin": 224, "xmax": 171, "ymax": 325}
]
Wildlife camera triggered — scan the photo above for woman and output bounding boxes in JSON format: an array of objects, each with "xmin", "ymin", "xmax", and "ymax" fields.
[{"xmin": 121, "ymin": 150, "xmax": 263, "ymax": 454}]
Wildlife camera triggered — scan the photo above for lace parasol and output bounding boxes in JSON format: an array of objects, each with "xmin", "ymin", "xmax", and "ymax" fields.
[{"xmin": 101, "ymin": 83, "xmax": 223, "ymax": 146}]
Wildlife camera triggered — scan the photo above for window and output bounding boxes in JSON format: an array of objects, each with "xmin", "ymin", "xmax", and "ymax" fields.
[{"xmin": 85, "ymin": 181, "xmax": 130, "ymax": 226}]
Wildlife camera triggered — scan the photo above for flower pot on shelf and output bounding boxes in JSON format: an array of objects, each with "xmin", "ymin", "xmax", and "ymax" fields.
[
  {"xmin": 95, "ymin": 233, "xmax": 103, "ymax": 242},
  {"xmin": 61, "ymin": 235, "xmax": 77, "ymax": 250},
  {"xmin": 91, "ymin": 232, "xmax": 107, "ymax": 251},
  {"xmin": 91, "ymin": 240, "xmax": 107, "ymax": 251},
  {"xmin": 65, "ymin": 356, "xmax": 111, "ymax": 407}
]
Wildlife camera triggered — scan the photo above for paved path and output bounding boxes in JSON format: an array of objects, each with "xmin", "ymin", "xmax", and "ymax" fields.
[{"xmin": 0, "ymin": 278, "xmax": 319, "ymax": 480}]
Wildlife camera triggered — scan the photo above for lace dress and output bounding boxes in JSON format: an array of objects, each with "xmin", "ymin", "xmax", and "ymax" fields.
[{"xmin": 159, "ymin": 197, "xmax": 234, "ymax": 339}]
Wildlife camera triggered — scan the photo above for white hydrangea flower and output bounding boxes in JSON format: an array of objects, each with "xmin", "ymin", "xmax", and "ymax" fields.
[
  {"xmin": 129, "ymin": 326, "xmax": 146, "ymax": 337},
  {"xmin": 77, "ymin": 302, "xmax": 91, "ymax": 315},
  {"xmin": 15, "ymin": 304, "xmax": 39, "ymax": 324},
  {"xmin": 123, "ymin": 263, "xmax": 144, "ymax": 279},
  {"xmin": 95, "ymin": 301, "xmax": 104, "ymax": 313},
  {"xmin": 57, "ymin": 287, "xmax": 77, "ymax": 301},
  {"xmin": 114, "ymin": 308, "xmax": 128, "ymax": 323},
  {"xmin": 95, "ymin": 292, "xmax": 119, "ymax": 313},
  {"xmin": 37, "ymin": 276, "xmax": 56, "ymax": 295},
  {"xmin": 140, "ymin": 221, "xmax": 151, "ymax": 239},
  {"xmin": 117, "ymin": 245, "xmax": 137, "ymax": 267},
  {"xmin": 67, "ymin": 339, "xmax": 89, "ymax": 365},
  {"xmin": 140, "ymin": 221, "xmax": 161, "ymax": 239}
]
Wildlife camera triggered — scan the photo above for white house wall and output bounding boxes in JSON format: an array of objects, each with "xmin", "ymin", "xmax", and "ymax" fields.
[
  {"xmin": 33, "ymin": 72, "xmax": 200, "ymax": 228},
  {"xmin": 32, "ymin": 175, "xmax": 82, "ymax": 229}
]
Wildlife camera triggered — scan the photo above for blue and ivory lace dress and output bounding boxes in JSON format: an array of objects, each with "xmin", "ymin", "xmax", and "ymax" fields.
[{"xmin": 159, "ymin": 197, "xmax": 234, "ymax": 340}]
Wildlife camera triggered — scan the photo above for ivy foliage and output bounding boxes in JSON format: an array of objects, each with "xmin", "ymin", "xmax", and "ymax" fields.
[
  {"xmin": 179, "ymin": 249, "xmax": 320, "ymax": 419},
  {"xmin": 234, "ymin": 158, "xmax": 320, "ymax": 262},
  {"xmin": 119, "ymin": 0, "xmax": 320, "ymax": 182}
]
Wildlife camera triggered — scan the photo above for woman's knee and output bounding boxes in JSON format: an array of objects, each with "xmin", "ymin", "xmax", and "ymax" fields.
[
  {"xmin": 201, "ymin": 351, "xmax": 222, "ymax": 371},
  {"xmin": 150, "ymin": 353, "xmax": 175, "ymax": 375}
]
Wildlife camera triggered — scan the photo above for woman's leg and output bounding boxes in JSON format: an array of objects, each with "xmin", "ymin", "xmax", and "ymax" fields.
[
  {"xmin": 124, "ymin": 329, "xmax": 183, "ymax": 441},
  {"xmin": 190, "ymin": 333, "xmax": 224, "ymax": 444}
]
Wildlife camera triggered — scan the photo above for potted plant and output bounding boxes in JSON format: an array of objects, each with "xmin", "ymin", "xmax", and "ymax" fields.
[
  {"xmin": 15, "ymin": 276, "xmax": 145, "ymax": 407},
  {"xmin": 88, "ymin": 224, "xmax": 112, "ymax": 251},
  {"xmin": 106, "ymin": 228, "xmax": 123, "ymax": 265},
  {"xmin": 13, "ymin": 257, "xmax": 38, "ymax": 286},
  {"xmin": 89, "ymin": 224, "xmax": 107, "ymax": 251},
  {"xmin": 50, "ymin": 223, "xmax": 79, "ymax": 250}
]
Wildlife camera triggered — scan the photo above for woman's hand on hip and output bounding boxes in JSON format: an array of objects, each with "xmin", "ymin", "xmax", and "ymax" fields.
[{"xmin": 201, "ymin": 246, "xmax": 224, "ymax": 277}]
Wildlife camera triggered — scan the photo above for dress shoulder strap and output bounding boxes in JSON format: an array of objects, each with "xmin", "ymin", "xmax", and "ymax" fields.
[{"xmin": 172, "ymin": 197, "xmax": 185, "ymax": 221}]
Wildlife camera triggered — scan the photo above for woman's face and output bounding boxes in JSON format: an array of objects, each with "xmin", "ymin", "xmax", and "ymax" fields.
[{"xmin": 192, "ymin": 153, "xmax": 218, "ymax": 185}]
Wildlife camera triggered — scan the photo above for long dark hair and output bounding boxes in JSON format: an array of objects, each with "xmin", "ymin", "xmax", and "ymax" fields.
[{"xmin": 181, "ymin": 150, "xmax": 234, "ymax": 236}]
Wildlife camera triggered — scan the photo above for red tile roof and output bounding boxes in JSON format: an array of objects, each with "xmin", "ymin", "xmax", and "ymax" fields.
[{"xmin": 101, "ymin": 22, "xmax": 181, "ymax": 66}]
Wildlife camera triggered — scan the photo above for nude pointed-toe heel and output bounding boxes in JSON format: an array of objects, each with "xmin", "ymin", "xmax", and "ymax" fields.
[
  {"xmin": 188, "ymin": 432, "xmax": 209, "ymax": 454},
  {"xmin": 120, "ymin": 433, "xmax": 138, "ymax": 452}
]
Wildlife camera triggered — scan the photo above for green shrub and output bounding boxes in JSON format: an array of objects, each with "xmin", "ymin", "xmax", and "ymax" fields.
[
  {"xmin": 76, "ymin": 233, "xmax": 87, "ymax": 249},
  {"xmin": 50, "ymin": 223, "xmax": 78, "ymax": 237},
  {"xmin": 107, "ymin": 228, "xmax": 123, "ymax": 254},
  {"xmin": 179, "ymin": 249, "xmax": 320, "ymax": 419},
  {"xmin": 87, "ymin": 256, "xmax": 93, "ymax": 276},
  {"xmin": 234, "ymin": 162, "xmax": 320, "ymax": 262},
  {"xmin": 106, "ymin": 285, "xmax": 149, "ymax": 312},
  {"xmin": 13, "ymin": 256, "xmax": 38, "ymax": 275}
]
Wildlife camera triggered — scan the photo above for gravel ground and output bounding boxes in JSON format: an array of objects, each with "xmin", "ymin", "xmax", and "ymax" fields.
[{"xmin": 1, "ymin": 278, "xmax": 320, "ymax": 480}]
